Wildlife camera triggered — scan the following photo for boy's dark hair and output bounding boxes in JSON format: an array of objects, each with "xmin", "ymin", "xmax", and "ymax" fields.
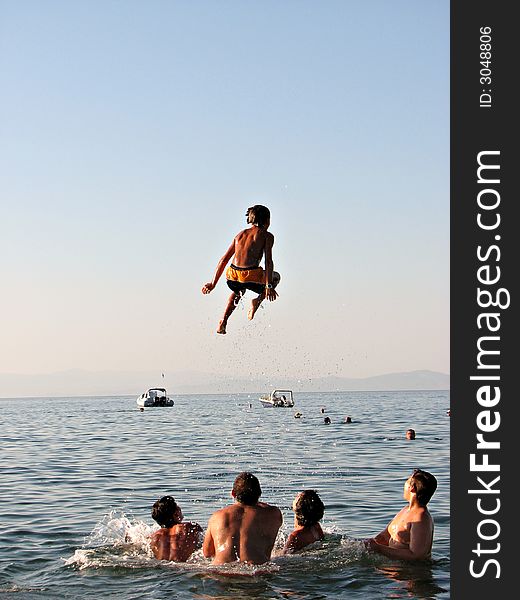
[
  {"xmin": 151, "ymin": 495, "xmax": 178, "ymax": 528},
  {"xmin": 246, "ymin": 205, "xmax": 270, "ymax": 227},
  {"xmin": 294, "ymin": 490, "xmax": 324, "ymax": 526},
  {"xmin": 233, "ymin": 471, "xmax": 262, "ymax": 505},
  {"xmin": 410, "ymin": 469, "xmax": 437, "ymax": 506}
]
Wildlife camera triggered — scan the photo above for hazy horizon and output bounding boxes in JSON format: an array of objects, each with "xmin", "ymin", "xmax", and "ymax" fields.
[
  {"xmin": 0, "ymin": 367, "xmax": 449, "ymax": 398},
  {"xmin": 1, "ymin": 2, "xmax": 449, "ymax": 384}
]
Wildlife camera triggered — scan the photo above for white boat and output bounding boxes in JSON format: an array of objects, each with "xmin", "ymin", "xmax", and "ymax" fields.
[
  {"xmin": 259, "ymin": 389, "xmax": 294, "ymax": 408},
  {"xmin": 136, "ymin": 388, "xmax": 174, "ymax": 408}
]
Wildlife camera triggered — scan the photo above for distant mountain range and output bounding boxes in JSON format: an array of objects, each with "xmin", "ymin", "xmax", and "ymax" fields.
[{"xmin": 0, "ymin": 369, "xmax": 449, "ymax": 398}]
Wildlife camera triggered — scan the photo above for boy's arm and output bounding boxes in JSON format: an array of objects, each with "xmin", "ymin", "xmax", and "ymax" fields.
[
  {"xmin": 369, "ymin": 520, "xmax": 432, "ymax": 561},
  {"xmin": 283, "ymin": 530, "xmax": 305, "ymax": 554},
  {"xmin": 202, "ymin": 521, "xmax": 216, "ymax": 558},
  {"xmin": 364, "ymin": 520, "xmax": 391, "ymax": 551},
  {"xmin": 263, "ymin": 233, "xmax": 278, "ymax": 301},
  {"xmin": 150, "ymin": 531, "xmax": 167, "ymax": 560},
  {"xmin": 373, "ymin": 523, "xmax": 391, "ymax": 546},
  {"xmin": 202, "ymin": 240, "xmax": 235, "ymax": 294}
]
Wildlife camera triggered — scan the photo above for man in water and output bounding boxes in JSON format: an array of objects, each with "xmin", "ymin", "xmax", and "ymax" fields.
[
  {"xmin": 366, "ymin": 469, "xmax": 437, "ymax": 561},
  {"xmin": 202, "ymin": 471, "xmax": 282, "ymax": 565},
  {"xmin": 283, "ymin": 490, "xmax": 325, "ymax": 554},
  {"xmin": 150, "ymin": 495, "xmax": 203, "ymax": 562},
  {"xmin": 406, "ymin": 428, "xmax": 416, "ymax": 440},
  {"xmin": 201, "ymin": 205, "xmax": 280, "ymax": 334}
]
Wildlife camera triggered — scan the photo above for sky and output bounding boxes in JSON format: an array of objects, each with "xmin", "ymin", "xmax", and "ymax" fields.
[{"xmin": 0, "ymin": 1, "xmax": 449, "ymax": 391}]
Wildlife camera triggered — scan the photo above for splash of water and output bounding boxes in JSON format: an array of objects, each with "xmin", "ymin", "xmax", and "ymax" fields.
[
  {"xmin": 64, "ymin": 509, "xmax": 155, "ymax": 570},
  {"xmin": 64, "ymin": 510, "xmax": 372, "ymax": 574},
  {"xmin": 83, "ymin": 509, "xmax": 153, "ymax": 549}
]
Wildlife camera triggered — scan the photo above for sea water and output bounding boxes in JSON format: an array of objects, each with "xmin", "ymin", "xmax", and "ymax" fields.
[{"xmin": 0, "ymin": 391, "xmax": 450, "ymax": 599}]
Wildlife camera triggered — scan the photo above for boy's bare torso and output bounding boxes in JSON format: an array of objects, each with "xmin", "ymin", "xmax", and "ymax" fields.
[
  {"xmin": 150, "ymin": 522, "xmax": 202, "ymax": 562},
  {"xmin": 233, "ymin": 227, "xmax": 273, "ymax": 268},
  {"xmin": 386, "ymin": 506, "xmax": 433, "ymax": 553}
]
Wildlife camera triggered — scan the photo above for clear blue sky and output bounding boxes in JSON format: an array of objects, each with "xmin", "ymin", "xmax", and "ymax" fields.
[{"xmin": 0, "ymin": 1, "xmax": 449, "ymax": 386}]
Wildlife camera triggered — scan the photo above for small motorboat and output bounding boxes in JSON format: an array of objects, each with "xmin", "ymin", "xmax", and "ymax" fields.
[
  {"xmin": 136, "ymin": 388, "xmax": 174, "ymax": 408},
  {"xmin": 259, "ymin": 389, "xmax": 294, "ymax": 408}
]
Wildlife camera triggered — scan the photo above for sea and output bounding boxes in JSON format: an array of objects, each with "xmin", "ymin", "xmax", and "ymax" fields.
[{"xmin": 0, "ymin": 390, "xmax": 450, "ymax": 599}]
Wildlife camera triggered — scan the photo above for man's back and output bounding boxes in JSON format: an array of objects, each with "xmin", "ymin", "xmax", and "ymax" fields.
[
  {"xmin": 233, "ymin": 227, "xmax": 273, "ymax": 268},
  {"xmin": 204, "ymin": 501, "xmax": 282, "ymax": 565},
  {"xmin": 150, "ymin": 522, "xmax": 202, "ymax": 562}
]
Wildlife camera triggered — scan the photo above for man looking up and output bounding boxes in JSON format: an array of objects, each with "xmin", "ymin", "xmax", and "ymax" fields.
[{"xmin": 366, "ymin": 469, "xmax": 437, "ymax": 561}]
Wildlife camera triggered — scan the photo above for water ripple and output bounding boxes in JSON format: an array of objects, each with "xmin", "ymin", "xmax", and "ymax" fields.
[{"xmin": 0, "ymin": 391, "xmax": 450, "ymax": 599}]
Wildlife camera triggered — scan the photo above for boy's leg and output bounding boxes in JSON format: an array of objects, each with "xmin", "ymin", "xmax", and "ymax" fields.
[
  {"xmin": 217, "ymin": 291, "xmax": 242, "ymax": 334},
  {"xmin": 247, "ymin": 272, "xmax": 280, "ymax": 321},
  {"xmin": 247, "ymin": 292, "xmax": 265, "ymax": 321}
]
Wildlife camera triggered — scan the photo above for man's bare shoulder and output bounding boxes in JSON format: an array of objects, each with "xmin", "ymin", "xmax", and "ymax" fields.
[
  {"xmin": 178, "ymin": 522, "xmax": 203, "ymax": 535},
  {"xmin": 394, "ymin": 506, "xmax": 409, "ymax": 519},
  {"xmin": 412, "ymin": 506, "xmax": 432, "ymax": 523},
  {"xmin": 284, "ymin": 526, "xmax": 322, "ymax": 554},
  {"xmin": 256, "ymin": 501, "xmax": 276, "ymax": 509},
  {"xmin": 234, "ymin": 228, "xmax": 251, "ymax": 240},
  {"xmin": 257, "ymin": 502, "xmax": 283, "ymax": 520},
  {"xmin": 286, "ymin": 529, "xmax": 299, "ymax": 542},
  {"xmin": 209, "ymin": 504, "xmax": 241, "ymax": 521},
  {"xmin": 286, "ymin": 529, "xmax": 302, "ymax": 544}
]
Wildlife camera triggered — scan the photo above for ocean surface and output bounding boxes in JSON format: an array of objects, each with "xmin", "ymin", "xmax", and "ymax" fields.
[{"xmin": 0, "ymin": 390, "xmax": 450, "ymax": 599}]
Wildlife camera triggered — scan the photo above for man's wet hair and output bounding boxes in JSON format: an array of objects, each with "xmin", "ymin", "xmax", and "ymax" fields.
[
  {"xmin": 151, "ymin": 495, "xmax": 178, "ymax": 528},
  {"xmin": 233, "ymin": 471, "xmax": 262, "ymax": 505},
  {"xmin": 410, "ymin": 469, "xmax": 438, "ymax": 506},
  {"xmin": 246, "ymin": 205, "xmax": 270, "ymax": 227},
  {"xmin": 294, "ymin": 490, "xmax": 325, "ymax": 527}
]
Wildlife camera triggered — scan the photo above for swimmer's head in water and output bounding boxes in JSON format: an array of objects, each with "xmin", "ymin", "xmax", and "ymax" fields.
[
  {"xmin": 151, "ymin": 495, "xmax": 182, "ymax": 528},
  {"xmin": 406, "ymin": 428, "xmax": 416, "ymax": 440},
  {"xmin": 232, "ymin": 471, "xmax": 261, "ymax": 505},
  {"xmin": 246, "ymin": 205, "xmax": 270, "ymax": 228},
  {"xmin": 293, "ymin": 490, "xmax": 324, "ymax": 526},
  {"xmin": 409, "ymin": 469, "xmax": 437, "ymax": 506}
]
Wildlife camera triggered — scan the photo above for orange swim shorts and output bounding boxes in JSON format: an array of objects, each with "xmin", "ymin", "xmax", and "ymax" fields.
[{"xmin": 226, "ymin": 264, "xmax": 265, "ymax": 294}]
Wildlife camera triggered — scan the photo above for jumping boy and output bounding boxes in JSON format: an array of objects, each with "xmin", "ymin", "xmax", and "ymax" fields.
[{"xmin": 201, "ymin": 205, "xmax": 280, "ymax": 334}]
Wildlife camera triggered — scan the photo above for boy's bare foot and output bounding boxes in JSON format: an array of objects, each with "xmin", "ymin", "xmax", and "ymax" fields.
[
  {"xmin": 217, "ymin": 320, "xmax": 227, "ymax": 334},
  {"xmin": 248, "ymin": 298, "xmax": 262, "ymax": 321}
]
